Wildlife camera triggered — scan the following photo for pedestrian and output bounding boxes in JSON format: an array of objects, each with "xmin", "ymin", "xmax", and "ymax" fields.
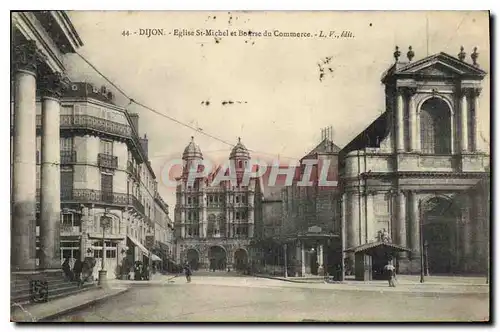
[
  {"xmin": 73, "ymin": 258, "xmax": 83, "ymax": 285},
  {"xmin": 384, "ymin": 261, "xmax": 396, "ymax": 287},
  {"xmin": 62, "ymin": 257, "xmax": 74, "ymax": 281},
  {"xmin": 183, "ymin": 261, "xmax": 192, "ymax": 283}
]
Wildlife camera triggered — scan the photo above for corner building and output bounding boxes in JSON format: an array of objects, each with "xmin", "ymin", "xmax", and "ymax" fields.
[
  {"xmin": 175, "ymin": 137, "xmax": 261, "ymax": 272},
  {"xmin": 339, "ymin": 47, "xmax": 490, "ymax": 275}
]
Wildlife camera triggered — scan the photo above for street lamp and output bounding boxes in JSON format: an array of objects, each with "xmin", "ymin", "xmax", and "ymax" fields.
[{"xmin": 99, "ymin": 213, "xmax": 112, "ymax": 286}]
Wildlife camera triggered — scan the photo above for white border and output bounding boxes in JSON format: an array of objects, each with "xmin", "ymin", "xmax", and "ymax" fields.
[{"xmin": 2, "ymin": 1, "xmax": 497, "ymax": 331}]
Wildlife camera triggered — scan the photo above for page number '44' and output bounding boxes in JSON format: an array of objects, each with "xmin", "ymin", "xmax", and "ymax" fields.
[{"xmin": 122, "ymin": 30, "xmax": 131, "ymax": 36}]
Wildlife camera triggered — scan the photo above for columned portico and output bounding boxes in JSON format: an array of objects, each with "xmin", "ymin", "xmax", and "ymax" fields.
[
  {"xmin": 39, "ymin": 73, "xmax": 68, "ymax": 270},
  {"xmin": 11, "ymin": 41, "xmax": 43, "ymax": 271}
]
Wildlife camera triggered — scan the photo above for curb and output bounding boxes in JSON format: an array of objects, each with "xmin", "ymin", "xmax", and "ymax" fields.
[{"xmin": 37, "ymin": 287, "xmax": 130, "ymax": 322}]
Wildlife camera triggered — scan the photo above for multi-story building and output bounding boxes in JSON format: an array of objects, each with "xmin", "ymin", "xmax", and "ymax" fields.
[
  {"xmin": 22, "ymin": 82, "xmax": 167, "ymax": 279},
  {"xmin": 339, "ymin": 47, "xmax": 490, "ymax": 278},
  {"xmin": 174, "ymin": 137, "xmax": 261, "ymax": 272},
  {"xmin": 153, "ymin": 193, "xmax": 175, "ymax": 268}
]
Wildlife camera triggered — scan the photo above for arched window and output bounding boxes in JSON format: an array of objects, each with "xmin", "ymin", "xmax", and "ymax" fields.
[{"xmin": 420, "ymin": 98, "xmax": 452, "ymax": 154}]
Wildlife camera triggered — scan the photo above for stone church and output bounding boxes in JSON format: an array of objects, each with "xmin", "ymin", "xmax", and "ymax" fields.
[
  {"xmin": 340, "ymin": 46, "xmax": 490, "ymax": 275},
  {"xmin": 174, "ymin": 137, "xmax": 260, "ymax": 272}
]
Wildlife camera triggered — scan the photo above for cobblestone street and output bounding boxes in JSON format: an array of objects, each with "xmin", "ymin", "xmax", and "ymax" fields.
[{"xmin": 52, "ymin": 276, "xmax": 489, "ymax": 322}]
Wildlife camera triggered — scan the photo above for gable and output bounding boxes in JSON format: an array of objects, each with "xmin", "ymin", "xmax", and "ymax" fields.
[{"xmin": 396, "ymin": 52, "xmax": 486, "ymax": 78}]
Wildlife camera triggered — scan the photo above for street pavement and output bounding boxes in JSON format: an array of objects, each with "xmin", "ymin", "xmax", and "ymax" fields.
[{"xmin": 52, "ymin": 275, "xmax": 489, "ymax": 322}]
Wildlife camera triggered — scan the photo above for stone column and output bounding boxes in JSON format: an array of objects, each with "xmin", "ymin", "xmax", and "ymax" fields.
[
  {"xmin": 407, "ymin": 88, "xmax": 419, "ymax": 152},
  {"xmin": 346, "ymin": 192, "xmax": 359, "ymax": 249},
  {"xmin": 460, "ymin": 89, "xmax": 469, "ymax": 152},
  {"xmin": 473, "ymin": 193, "xmax": 484, "ymax": 262},
  {"xmin": 295, "ymin": 241, "xmax": 301, "ymax": 277},
  {"xmin": 316, "ymin": 244, "xmax": 324, "ymax": 275},
  {"xmin": 396, "ymin": 191, "xmax": 407, "ymax": 257},
  {"xmin": 39, "ymin": 73, "xmax": 68, "ymax": 270},
  {"xmin": 461, "ymin": 195, "xmax": 472, "ymax": 271},
  {"xmin": 472, "ymin": 88, "xmax": 481, "ymax": 152},
  {"xmin": 11, "ymin": 41, "xmax": 43, "ymax": 271},
  {"xmin": 396, "ymin": 88, "xmax": 405, "ymax": 152},
  {"xmin": 409, "ymin": 191, "xmax": 420, "ymax": 253}
]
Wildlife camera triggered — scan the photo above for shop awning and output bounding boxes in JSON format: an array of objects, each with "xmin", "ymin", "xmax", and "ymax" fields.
[
  {"xmin": 151, "ymin": 254, "xmax": 162, "ymax": 262},
  {"xmin": 127, "ymin": 235, "xmax": 150, "ymax": 256}
]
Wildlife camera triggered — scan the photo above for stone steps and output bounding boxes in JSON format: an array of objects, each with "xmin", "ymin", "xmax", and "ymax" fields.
[{"xmin": 11, "ymin": 270, "xmax": 97, "ymax": 306}]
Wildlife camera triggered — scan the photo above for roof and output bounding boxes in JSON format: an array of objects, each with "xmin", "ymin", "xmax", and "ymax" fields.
[
  {"xmin": 381, "ymin": 51, "xmax": 487, "ymax": 83},
  {"xmin": 344, "ymin": 241, "xmax": 412, "ymax": 254},
  {"xmin": 229, "ymin": 137, "xmax": 250, "ymax": 160},
  {"xmin": 302, "ymin": 138, "xmax": 341, "ymax": 160},
  {"xmin": 182, "ymin": 137, "xmax": 203, "ymax": 160},
  {"xmin": 340, "ymin": 112, "xmax": 389, "ymax": 158}
]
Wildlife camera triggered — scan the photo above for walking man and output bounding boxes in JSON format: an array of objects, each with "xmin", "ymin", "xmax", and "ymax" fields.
[
  {"xmin": 184, "ymin": 261, "xmax": 192, "ymax": 283},
  {"xmin": 384, "ymin": 260, "xmax": 396, "ymax": 287}
]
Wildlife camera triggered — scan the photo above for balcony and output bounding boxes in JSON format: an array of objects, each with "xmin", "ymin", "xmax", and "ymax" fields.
[
  {"xmin": 130, "ymin": 195, "xmax": 145, "ymax": 215},
  {"xmin": 60, "ymin": 150, "xmax": 77, "ymax": 164},
  {"xmin": 60, "ymin": 189, "xmax": 129, "ymax": 206},
  {"xmin": 127, "ymin": 161, "xmax": 140, "ymax": 181},
  {"xmin": 98, "ymin": 153, "xmax": 118, "ymax": 169},
  {"xmin": 60, "ymin": 224, "xmax": 81, "ymax": 235}
]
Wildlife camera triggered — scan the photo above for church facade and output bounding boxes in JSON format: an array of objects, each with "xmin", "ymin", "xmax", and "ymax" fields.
[
  {"xmin": 174, "ymin": 137, "xmax": 260, "ymax": 272},
  {"xmin": 340, "ymin": 47, "xmax": 490, "ymax": 275}
]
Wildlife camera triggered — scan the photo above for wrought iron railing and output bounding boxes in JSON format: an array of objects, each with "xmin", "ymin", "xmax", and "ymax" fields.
[
  {"xmin": 98, "ymin": 153, "xmax": 118, "ymax": 169},
  {"xmin": 127, "ymin": 161, "xmax": 140, "ymax": 181},
  {"xmin": 36, "ymin": 188, "xmax": 145, "ymax": 215},
  {"xmin": 60, "ymin": 150, "xmax": 77, "ymax": 164}
]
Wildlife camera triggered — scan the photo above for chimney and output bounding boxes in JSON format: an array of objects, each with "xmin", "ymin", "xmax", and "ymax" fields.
[
  {"xmin": 129, "ymin": 113, "xmax": 139, "ymax": 134},
  {"xmin": 140, "ymin": 133, "xmax": 149, "ymax": 159}
]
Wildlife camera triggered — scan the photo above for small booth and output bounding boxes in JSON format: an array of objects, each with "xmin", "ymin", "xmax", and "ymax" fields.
[{"xmin": 345, "ymin": 241, "xmax": 411, "ymax": 281}]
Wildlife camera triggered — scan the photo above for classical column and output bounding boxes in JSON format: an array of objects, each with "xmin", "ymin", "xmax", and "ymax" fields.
[
  {"xmin": 472, "ymin": 88, "xmax": 481, "ymax": 152},
  {"xmin": 396, "ymin": 88, "xmax": 405, "ymax": 152},
  {"xmin": 39, "ymin": 73, "xmax": 68, "ymax": 270},
  {"xmin": 460, "ymin": 89, "xmax": 469, "ymax": 152},
  {"xmin": 346, "ymin": 192, "xmax": 359, "ymax": 249},
  {"xmin": 295, "ymin": 241, "xmax": 301, "ymax": 277},
  {"xmin": 473, "ymin": 193, "xmax": 484, "ymax": 261},
  {"xmin": 11, "ymin": 41, "xmax": 43, "ymax": 271},
  {"xmin": 461, "ymin": 195, "xmax": 472, "ymax": 271},
  {"xmin": 407, "ymin": 88, "xmax": 419, "ymax": 152},
  {"xmin": 409, "ymin": 191, "xmax": 420, "ymax": 253},
  {"xmin": 316, "ymin": 244, "xmax": 324, "ymax": 268},
  {"xmin": 396, "ymin": 191, "xmax": 407, "ymax": 257}
]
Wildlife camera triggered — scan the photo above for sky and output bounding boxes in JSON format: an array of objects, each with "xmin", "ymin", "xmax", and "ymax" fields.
[{"xmin": 63, "ymin": 11, "xmax": 491, "ymax": 215}]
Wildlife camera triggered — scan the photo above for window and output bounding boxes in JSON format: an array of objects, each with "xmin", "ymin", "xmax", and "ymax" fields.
[
  {"xmin": 420, "ymin": 98, "xmax": 451, "ymax": 154},
  {"xmin": 188, "ymin": 197, "xmax": 192, "ymax": 205},
  {"xmin": 100, "ymin": 139, "xmax": 113, "ymax": 155},
  {"xmin": 236, "ymin": 196, "xmax": 240, "ymax": 203},
  {"xmin": 236, "ymin": 212, "xmax": 240, "ymax": 220},
  {"xmin": 101, "ymin": 173, "xmax": 113, "ymax": 202},
  {"xmin": 60, "ymin": 137, "xmax": 73, "ymax": 151},
  {"xmin": 60, "ymin": 168, "xmax": 74, "ymax": 199}
]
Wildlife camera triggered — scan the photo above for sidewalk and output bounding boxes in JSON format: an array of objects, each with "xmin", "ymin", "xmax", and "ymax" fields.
[{"xmin": 11, "ymin": 285, "xmax": 130, "ymax": 322}]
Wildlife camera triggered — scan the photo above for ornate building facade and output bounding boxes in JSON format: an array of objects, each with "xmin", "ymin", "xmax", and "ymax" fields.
[
  {"xmin": 340, "ymin": 47, "xmax": 490, "ymax": 275},
  {"xmin": 174, "ymin": 137, "xmax": 261, "ymax": 272},
  {"xmin": 24, "ymin": 83, "xmax": 166, "ymax": 279}
]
